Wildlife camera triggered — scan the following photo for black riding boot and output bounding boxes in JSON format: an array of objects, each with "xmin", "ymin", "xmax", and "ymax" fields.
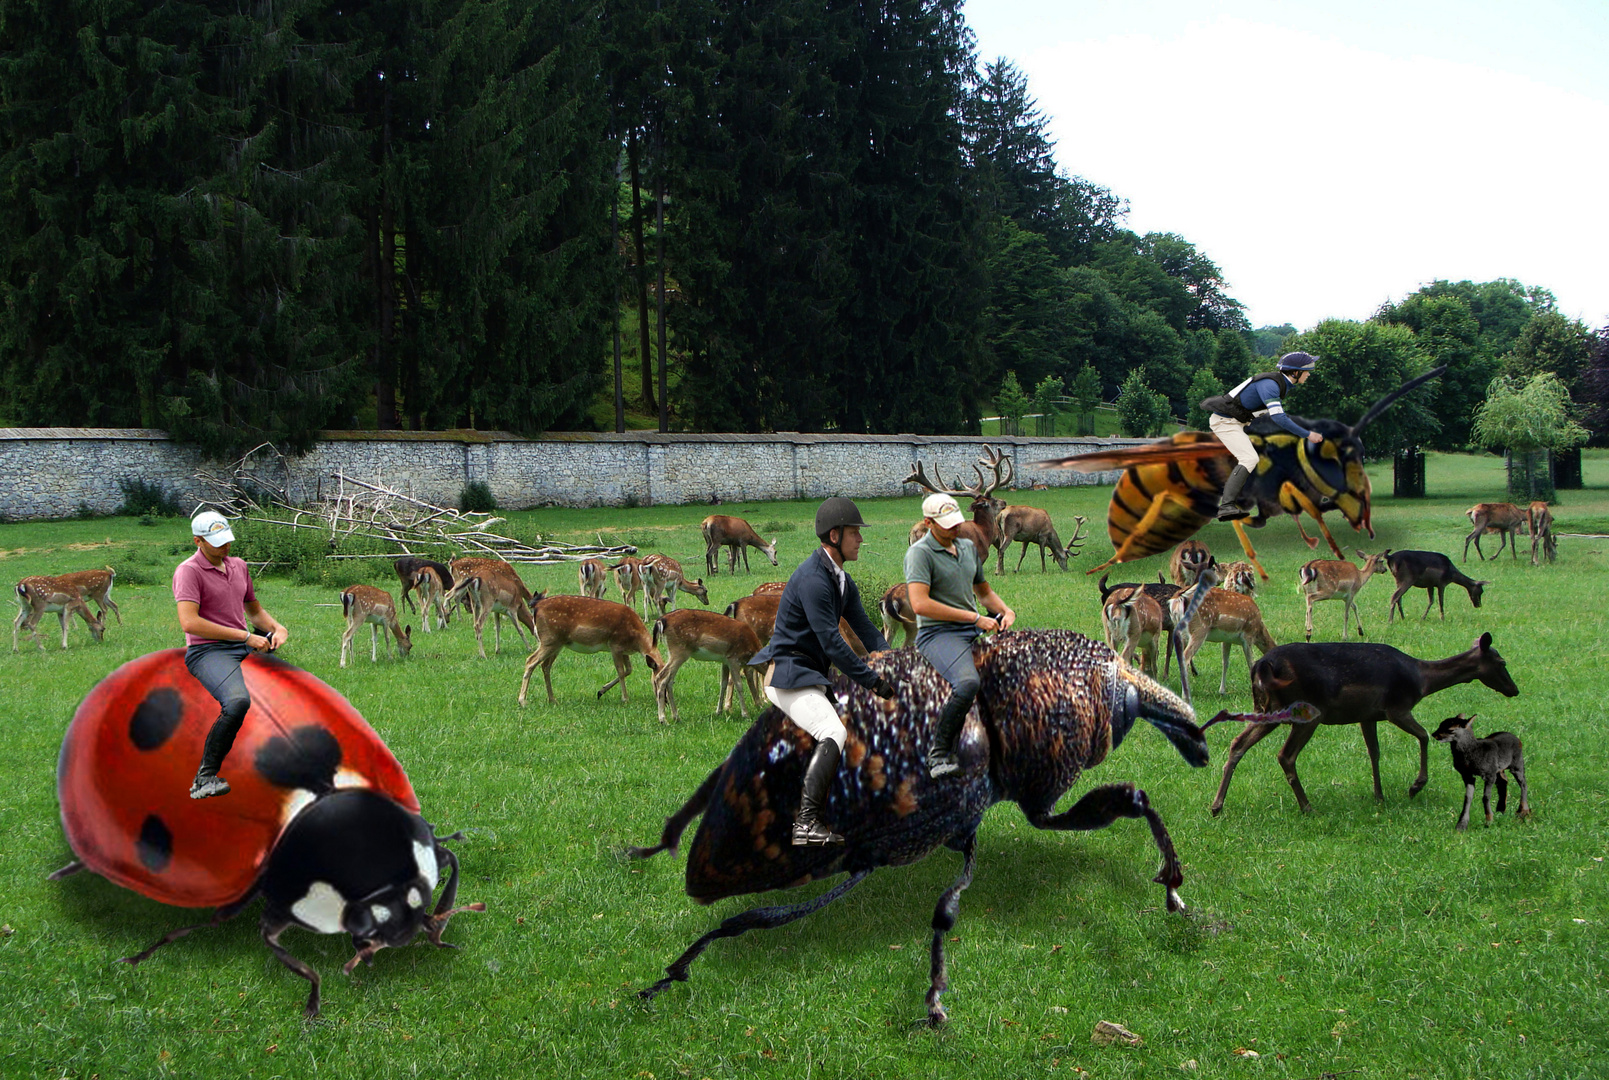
[
  {"xmin": 792, "ymin": 739, "xmax": 845, "ymax": 846},
  {"xmin": 189, "ymin": 708, "xmax": 245, "ymax": 799},
  {"xmin": 926, "ymin": 685, "xmax": 976, "ymax": 778},
  {"xmin": 1216, "ymin": 464, "xmax": 1252, "ymax": 521}
]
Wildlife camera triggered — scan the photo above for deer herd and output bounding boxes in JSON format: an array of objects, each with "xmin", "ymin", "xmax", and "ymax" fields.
[{"xmin": 11, "ymin": 458, "xmax": 1564, "ymax": 829}]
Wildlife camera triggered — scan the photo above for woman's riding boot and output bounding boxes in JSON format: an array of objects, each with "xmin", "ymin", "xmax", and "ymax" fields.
[
  {"xmin": 926, "ymin": 686, "xmax": 975, "ymax": 778},
  {"xmin": 1216, "ymin": 464, "xmax": 1252, "ymax": 520},
  {"xmin": 793, "ymin": 739, "xmax": 845, "ymax": 846}
]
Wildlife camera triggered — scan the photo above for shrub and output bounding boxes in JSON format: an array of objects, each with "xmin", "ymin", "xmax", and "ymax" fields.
[
  {"xmin": 760, "ymin": 521, "xmax": 799, "ymax": 534},
  {"xmin": 116, "ymin": 477, "xmax": 185, "ymax": 518},
  {"xmin": 460, "ymin": 481, "xmax": 498, "ymax": 513}
]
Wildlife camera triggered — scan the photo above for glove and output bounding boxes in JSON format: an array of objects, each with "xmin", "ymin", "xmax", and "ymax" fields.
[{"xmin": 871, "ymin": 675, "xmax": 898, "ymax": 700}]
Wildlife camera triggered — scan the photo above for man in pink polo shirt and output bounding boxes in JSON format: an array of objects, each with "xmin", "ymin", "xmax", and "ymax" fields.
[{"xmin": 173, "ymin": 510, "xmax": 291, "ymax": 798}]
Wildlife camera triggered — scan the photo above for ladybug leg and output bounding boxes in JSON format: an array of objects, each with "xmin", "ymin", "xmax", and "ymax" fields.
[
  {"xmin": 121, "ymin": 890, "xmax": 256, "ymax": 966},
  {"xmin": 47, "ymin": 859, "xmax": 86, "ymax": 880},
  {"xmin": 261, "ymin": 915, "xmax": 323, "ymax": 1020},
  {"xmin": 425, "ymin": 845, "xmax": 486, "ymax": 948}
]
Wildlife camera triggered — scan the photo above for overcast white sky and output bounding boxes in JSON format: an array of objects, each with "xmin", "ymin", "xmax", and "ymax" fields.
[{"xmin": 964, "ymin": 0, "xmax": 1609, "ymax": 332}]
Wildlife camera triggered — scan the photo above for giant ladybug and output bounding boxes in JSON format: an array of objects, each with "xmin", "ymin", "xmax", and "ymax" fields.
[{"xmin": 52, "ymin": 649, "xmax": 483, "ymax": 1017}]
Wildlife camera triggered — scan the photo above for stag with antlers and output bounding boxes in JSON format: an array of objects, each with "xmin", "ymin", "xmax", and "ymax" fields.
[{"xmin": 903, "ymin": 445, "xmax": 1014, "ymax": 552}]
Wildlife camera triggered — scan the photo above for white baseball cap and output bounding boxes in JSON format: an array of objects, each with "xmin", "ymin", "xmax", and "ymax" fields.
[
  {"xmin": 922, "ymin": 493, "xmax": 967, "ymax": 529},
  {"xmin": 191, "ymin": 510, "xmax": 236, "ymax": 546}
]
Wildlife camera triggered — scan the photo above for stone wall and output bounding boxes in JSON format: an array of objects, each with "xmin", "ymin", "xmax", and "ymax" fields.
[{"xmin": 0, "ymin": 428, "xmax": 1144, "ymax": 520}]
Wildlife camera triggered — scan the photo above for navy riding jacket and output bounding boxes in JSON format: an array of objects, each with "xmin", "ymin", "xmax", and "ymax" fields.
[{"xmin": 749, "ymin": 547, "xmax": 890, "ymax": 691}]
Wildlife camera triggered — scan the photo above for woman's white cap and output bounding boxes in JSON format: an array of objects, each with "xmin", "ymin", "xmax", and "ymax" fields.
[{"xmin": 191, "ymin": 510, "xmax": 236, "ymax": 545}]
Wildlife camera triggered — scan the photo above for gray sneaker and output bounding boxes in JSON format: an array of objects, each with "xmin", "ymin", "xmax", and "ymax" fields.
[{"xmin": 189, "ymin": 775, "xmax": 231, "ymax": 799}]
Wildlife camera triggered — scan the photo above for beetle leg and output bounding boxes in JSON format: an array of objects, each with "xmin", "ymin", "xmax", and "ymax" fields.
[
  {"xmin": 926, "ymin": 832, "xmax": 978, "ymax": 1027},
  {"xmin": 119, "ymin": 889, "xmax": 257, "ymax": 967},
  {"xmin": 638, "ymin": 870, "xmax": 873, "ymax": 1003},
  {"xmin": 626, "ymin": 762, "xmax": 724, "ymax": 860},
  {"xmin": 46, "ymin": 859, "xmax": 86, "ymax": 880},
  {"xmin": 1025, "ymin": 783, "xmax": 1187, "ymax": 914},
  {"xmin": 1227, "ymin": 520, "xmax": 1270, "ymax": 580},
  {"xmin": 262, "ymin": 914, "xmax": 323, "ymax": 1019}
]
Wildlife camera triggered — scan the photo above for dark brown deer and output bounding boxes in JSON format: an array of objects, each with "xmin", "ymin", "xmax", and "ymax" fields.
[
  {"xmin": 904, "ymin": 445, "xmax": 1013, "ymax": 553},
  {"xmin": 1463, "ymin": 502, "xmax": 1526, "ymax": 561},
  {"xmin": 1384, "ymin": 550, "xmax": 1487, "ymax": 622},
  {"xmin": 992, "ymin": 507, "xmax": 1087, "ymax": 572},
  {"xmin": 1431, "ymin": 714, "xmax": 1530, "ymax": 831},
  {"xmin": 1209, "ymin": 633, "xmax": 1520, "ymax": 815},
  {"xmin": 395, "ymin": 556, "xmax": 454, "ymax": 617},
  {"xmin": 701, "ymin": 515, "xmax": 779, "ymax": 575}
]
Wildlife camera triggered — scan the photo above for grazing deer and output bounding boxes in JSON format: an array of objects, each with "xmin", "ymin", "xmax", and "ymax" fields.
[
  {"xmin": 50, "ymin": 567, "xmax": 121, "ymax": 625},
  {"xmin": 904, "ymin": 445, "xmax": 1013, "ymax": 553},
  {"xmin": 1167, "ymin": 586, "xmax": 1277, "ymax": 695},
  {"xmin": 1384, "ymin": 550, "xmax": 1487, "ymax": 622},
  {"xmin": 608, "ymin": 557, "xmax": 647, "ymax": 614},
  {"xmin": 339, "ymin": 585, "xmax": 412, "ymax": 666},
  {"xmin": 751, "ymin": 581, "xmax": 787, "ymax": 596},
  {"xmin": 701, "ymin": 515, "xmax": 779, "ymax": 575},
  {"xmin": 411, "ymin": 565, "xmax": 451, "ymax": 632},
  {"xmin": 1464, "ymin": 502, "xmax": 1526, "ymax": 562},
  {"xmin": 641, "ymin": 554, "xmax": 708, "ymax": 615},
  {"xmin": 1432, "ymin": 714, "xmax": 1530, "ymax": 831},
  {"xmin": 444, "ymin": 569, "xmax": 542, "ymax": 659},
  {"xmin": 992, "ymin": 507, "xmax": 1087, "ymax": 572},
  {"xmin": 878, "ymin": 583, "xmax": 917, "ymax": 647},
  {"xmin": 1103, "ymin": 588, "xmax": 1164, "ymax": 675},
  {"xmin": 395, "ymin": 557, "xmax": 453, "ymax": 618},
  {"xmin": 518, "ymin": 596, "xmax": 663, "ymax": 706},
  {"xmin": 650, "ymin": 609, "xmax": 764, "ymax": 722},
  {"xmin": 1527, "ymin": 501, "xmax": 1556, "ymax": 565},
  {"xmin": 448, "ymin": 557, "xmax": 532, "ymax": 621},
  {"xmin": 1169, "ymin": 540, "xmax": 1214, "ymax": 587},
  {"xmin": 13, "ymin": 577, "xmax": 106, "ymax": 651},
  {"xmin": 1299, "ymin": 550, "xmax": 1389, "ymax": 642},
  {"xmin": 1209, "ymin": 633, "xmax": 1520, "ymax": 816},
  {"xmin": 578, "ymin": 558, "xmax": 610, "ymax": 600}
]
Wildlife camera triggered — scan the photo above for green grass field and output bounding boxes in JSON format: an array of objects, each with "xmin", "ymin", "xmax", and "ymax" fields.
[{"xmin": 4, "ymin": 452, "xmax": 1607, "ymax": 1078}]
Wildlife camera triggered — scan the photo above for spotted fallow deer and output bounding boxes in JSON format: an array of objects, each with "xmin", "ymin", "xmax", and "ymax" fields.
[
  {"xmin": 878, "ymin": 583, "xmax": 917, "ymax": 647},
  {"xmin": 444, "ymin": 567, "xmax": 541, "ymax": 659},
  {"xmin": 641, "ymin": 553, "xmax": 708, "ymax": 616},
  {"xmin": 1298, "ymin": 550, "xmax": 1389, "ymax": 642},
  {"xmin": 518, "ymin": 596, "xmax": 663, "ymax": 706},
  {"xmin": 1527, "ymin": 501, "xmax": 1556, "ymax": 565},
  {"xmin": 1216, "ymin": 561, "xmax": 1260, "ymax": 594},
  {"xmin": 448, "ymin": 557, "xmax": 532, "ymax": 622},
  {"xmin": 722, "ymin": 591, "xmax": 868, "ymax": 658},
  {"xmin": 1464, "ymin": 502, "xmax": 1527, "ymax": 562},
  {"xmin": 411, "ymin": 565, "xmax": 450, "ymax": 632},
  {"xmin": 1102, "ymin": 587, "xmax": 1164, "ymax": 675},
  {"xmin": 751, "ymin": 581, "xmax": 786, "ymax": 596},
  {"xmin": 650, "ymin": 609, "xmax": 764, "ymax": 723},
  {"xmin": 339, "ymin": 585, "xmax": 412, "ymax": 666},
  {"xmin": 904, "ymin": 445, "xmax": 1013, "ymax": 553},
  {"xmin": 50, "ymin": 567, "xmax": 121, "ymax": 625},
  {"xmin": 578, "ymin": 558, "xmax": 610, "ymax": 600},
  {"xmin": 608, "ymin": 557, "xmax": 647, "ymax": 615},
  {"xmin": 701, "ymin": 515, "xmax": 779, "ymax": 575},
  {"xmin": 992, "ymin": 507, "xmax": 1087, "ymax": 573},
  {"xmin": 13, "ymin": 577, "xmax": 106, "ymax": 651},
  {"xmin": 1167, "ymin": 584, "xmax": 1277, "ymax": 696}
]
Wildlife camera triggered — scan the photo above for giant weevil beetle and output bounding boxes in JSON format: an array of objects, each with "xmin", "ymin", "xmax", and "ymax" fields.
[{"xmin": 629, "ymin": 629, "xmax": 1313, "ymax": 1024}]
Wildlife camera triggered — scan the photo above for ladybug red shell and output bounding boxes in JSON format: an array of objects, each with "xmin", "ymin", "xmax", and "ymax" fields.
[{"xmin": 54, "ymin": 650, "xmax": 481, "ymax": 1017}]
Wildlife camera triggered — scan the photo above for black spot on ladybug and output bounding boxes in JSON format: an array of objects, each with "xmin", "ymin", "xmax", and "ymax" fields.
[
  {"xmin": 128, "ymin": 688, "xmax": 184, "ymax": 751},
  {"xmin": 255, "ymin": 725, "xmax": 342, "ymax": 794},
  {"xmin": 136, "ymin": 815, "xmax": 173, "ymax": 872}
]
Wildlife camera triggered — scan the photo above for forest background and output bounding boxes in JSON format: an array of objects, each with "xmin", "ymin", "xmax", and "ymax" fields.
[{"xmin": 1, "ymin": 0, "xmax": 1605, "ymax": 457}]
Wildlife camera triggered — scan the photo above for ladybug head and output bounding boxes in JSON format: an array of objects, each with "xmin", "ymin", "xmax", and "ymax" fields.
[{"xmin": 261, "ymin": 789, "xmax": 452, "ymax": 952}]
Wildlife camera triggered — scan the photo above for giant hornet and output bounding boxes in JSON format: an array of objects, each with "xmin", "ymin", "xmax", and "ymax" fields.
[{"xmin": 1040, "ymin": 367, "xmax": 1445, "ymax": 579}]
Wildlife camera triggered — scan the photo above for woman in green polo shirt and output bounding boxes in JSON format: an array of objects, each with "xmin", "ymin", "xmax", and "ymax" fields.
[{"xmin": 904, "ymin": 493, "xmax": 1016, "ymax": 778}]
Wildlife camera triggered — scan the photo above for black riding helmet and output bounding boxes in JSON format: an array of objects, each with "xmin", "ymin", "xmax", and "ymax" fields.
[
  {"xmin": 1277, "ymin": 351, "xmax": 1317, "ymax": 372},
  {"xmin": 815, "ymin": 496, "xmax": 867, "ymax": 543}
]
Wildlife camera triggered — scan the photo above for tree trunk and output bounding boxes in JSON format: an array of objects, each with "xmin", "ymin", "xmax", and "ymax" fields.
[
  {"xmin": 630, "ymin": 131, "xmax": 655, "ymax": 413},
  {"xmin": 1393, "ymin": 448, "xmax": 1426, "ymax": 498}
]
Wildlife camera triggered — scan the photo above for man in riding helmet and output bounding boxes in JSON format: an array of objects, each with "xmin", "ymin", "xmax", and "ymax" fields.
[
  {"xmin": 749, "ymin": 497, "xmax": 896, "ymax": 846},
  {"xmin": 1206, "ymin": 351, "xmax": 1324, "ymax": 520}
]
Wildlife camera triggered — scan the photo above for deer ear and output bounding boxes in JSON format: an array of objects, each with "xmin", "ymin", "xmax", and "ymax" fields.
[{"xmin": 1477, "ymin": 631, "xmax": 1493, "ymax": 651}]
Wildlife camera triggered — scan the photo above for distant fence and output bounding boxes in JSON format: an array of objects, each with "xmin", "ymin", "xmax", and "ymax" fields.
[{"xmin": 0, "ymin": 428, "xmax": 1147, "ymax": 521}]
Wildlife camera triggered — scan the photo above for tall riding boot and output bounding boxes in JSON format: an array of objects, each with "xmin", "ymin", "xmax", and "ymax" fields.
[
  {"xmin": 189, "ymin": 708, "xmax": 245, "ymax": 799},
  {"xmin": 793, "ymin": 739, "xmax": 845, "ymax": 846},
  {"xmin": 926, "ymin": 686, "xmax": 976, "ymax": 778},
  {"xmin": 1216, "ymin": 464, "xmax": 1252, "ymax": 521}
]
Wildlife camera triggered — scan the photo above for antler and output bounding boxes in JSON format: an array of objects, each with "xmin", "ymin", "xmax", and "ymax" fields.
[
  {"xmin": 971, "ymin": 445, "xmax": 1012, "ymax": 498},
  {"xmin": 903, "ymin": 460, "xmax": 971, "ymax": 497},
  {"xmin": 1065, "ymin": 515, "xmax": 1089, "ymax": 558}
]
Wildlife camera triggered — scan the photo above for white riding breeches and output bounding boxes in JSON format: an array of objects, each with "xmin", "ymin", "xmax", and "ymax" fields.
[
  {"xmin": 1209, "ymin": 414, "xmax": 1261, "ymax": 471},
  {"xmin": 764, "ymin": 684, "xmax": 847, "ymax": 751}
]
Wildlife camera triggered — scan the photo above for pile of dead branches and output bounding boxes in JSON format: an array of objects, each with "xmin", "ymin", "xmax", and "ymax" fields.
[{"xmin": 193, "ymin": 443, "xmax": 636, "ymax": 566}]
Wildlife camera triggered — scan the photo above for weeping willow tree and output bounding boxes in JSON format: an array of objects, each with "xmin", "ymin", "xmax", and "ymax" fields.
[{"xmin": 1471, "ymin": 373, "xmax": 1589, "ymax": 502}]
